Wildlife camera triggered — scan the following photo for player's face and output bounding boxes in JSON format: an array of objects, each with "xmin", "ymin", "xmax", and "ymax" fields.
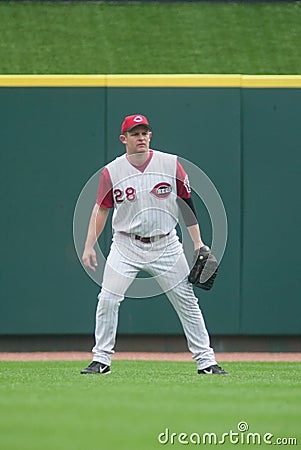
[{"xmin": 120, "ymin": 125, "xmax": 152, "ymax": 155}]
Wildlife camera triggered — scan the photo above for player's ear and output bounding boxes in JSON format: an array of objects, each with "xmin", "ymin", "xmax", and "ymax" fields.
[
  {"xmin": 149, "ymin": 131, "xmax": 152, "ymax": 139},
  {"xmin": 119, "ymin": 134, "xmax": 127, "ymax": 144}
]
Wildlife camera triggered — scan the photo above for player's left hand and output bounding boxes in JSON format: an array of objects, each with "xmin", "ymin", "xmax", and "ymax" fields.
[{"xmin": 188, "ymin": 246, "xmax": 218, "ymax": 291}]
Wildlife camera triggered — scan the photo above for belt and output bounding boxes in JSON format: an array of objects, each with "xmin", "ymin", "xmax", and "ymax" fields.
[
  {"xmin": 120, "ymin": 232, "xmax": 170, "ymax": 243},
  {"xmin": 135, "ymin": 233, "xmax": 169, "ymax": 243}
]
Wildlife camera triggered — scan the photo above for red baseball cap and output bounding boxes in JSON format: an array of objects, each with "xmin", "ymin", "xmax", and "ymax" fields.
[{"xmin": 121, "ymin": 114, "xmax": 151, "ymax": 134}]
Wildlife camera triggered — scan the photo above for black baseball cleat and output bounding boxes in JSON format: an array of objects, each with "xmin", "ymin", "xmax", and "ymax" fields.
[
  {"xmin": 80, "ymin": 361, "xmax": 111, "ymax": 374},
  {"xmin": 198, "ymin": 364, "xmax": 228, "ymax": 375}
]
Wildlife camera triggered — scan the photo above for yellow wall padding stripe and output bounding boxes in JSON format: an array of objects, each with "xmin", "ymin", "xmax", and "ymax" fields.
[
  {"xmin": 0, "ymin": 74, "xmax": 300, "ymax": 87},
  {"xmin": 0, "ymin": 75, "xmax": 107, "ymax": 87},
  {"xmin": 106, "ymin": 74, "xmax": 242, "ymax": 87},
  {"xmin": 242, "ymin": 75, "xmax": 301, "ymax": 88}
]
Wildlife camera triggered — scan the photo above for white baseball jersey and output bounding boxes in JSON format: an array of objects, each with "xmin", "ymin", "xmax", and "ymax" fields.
[{"xmin": 104, "ymin": 150, "xmax": 179, "ymax": 237}]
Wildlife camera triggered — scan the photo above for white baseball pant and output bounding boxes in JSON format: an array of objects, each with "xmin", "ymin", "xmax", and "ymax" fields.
[{"xmin": 92, "ymin": 230, "xmax": 217, "ymax": 370}]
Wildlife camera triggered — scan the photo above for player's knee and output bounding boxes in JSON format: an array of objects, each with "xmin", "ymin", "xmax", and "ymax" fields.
[{"xmin": 97, "ymin": 289, "xmax": 123, "ymax": 306}]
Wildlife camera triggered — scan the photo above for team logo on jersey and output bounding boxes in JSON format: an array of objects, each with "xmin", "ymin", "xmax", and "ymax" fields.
[
  {"xmin": 184, "ymin": 174, "xmax": 191, "ymax": 193},
  {"xmin": 151, "ymin": 182, "xmax": 172, "ymax": 199}
]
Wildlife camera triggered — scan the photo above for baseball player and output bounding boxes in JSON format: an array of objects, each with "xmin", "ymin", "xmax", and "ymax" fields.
[{"xmin": 81, "ymin": 114, "xmax": 227, "ymax": 375}]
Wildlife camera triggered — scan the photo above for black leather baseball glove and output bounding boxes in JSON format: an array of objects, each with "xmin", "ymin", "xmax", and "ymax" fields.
[{"xmin": 188, "ymin": 245, "xmax": 218, "ymax": 291}]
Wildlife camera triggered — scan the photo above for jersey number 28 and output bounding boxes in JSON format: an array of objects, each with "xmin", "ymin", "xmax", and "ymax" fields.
[{"xmin": 114, "ymin": 187, "xmax": 136, "ymax": 203}]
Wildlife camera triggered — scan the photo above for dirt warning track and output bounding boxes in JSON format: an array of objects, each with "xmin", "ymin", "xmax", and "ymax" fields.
[{"xmin": 0, "ymin": 352, "xmax": 301, "ymax": 362}]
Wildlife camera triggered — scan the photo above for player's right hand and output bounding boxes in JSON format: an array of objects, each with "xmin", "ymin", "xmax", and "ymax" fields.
[{"xmin": 82, "ymin": 247, "xmax": 98, "ymax": 272}]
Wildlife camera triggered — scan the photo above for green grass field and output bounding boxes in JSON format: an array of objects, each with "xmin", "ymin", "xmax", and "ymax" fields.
[
  {"xmin": 0, "ymin": 360, "xmax": 300, "ymax": 450},
  {"xmin": 0, "ymin": 2, "xmax": 300, "ymax": 74}
]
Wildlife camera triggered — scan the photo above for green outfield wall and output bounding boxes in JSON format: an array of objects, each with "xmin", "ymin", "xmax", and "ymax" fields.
[{"xmin": 0, "ymin": 75, "xmax": 300, "ymax": 337}]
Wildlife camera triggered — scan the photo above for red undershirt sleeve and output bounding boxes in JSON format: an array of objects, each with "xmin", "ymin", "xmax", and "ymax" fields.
[
  {"xmin": 96, "ymin": 167, "xmax": 114, "ymax": 208},
  {"xmin": 176, "ymin": 160, "xmax": 198, "ymax": 226},
  {"xmin": 176, "ymin": 160, "xmax": 191, "ymax": 199}
]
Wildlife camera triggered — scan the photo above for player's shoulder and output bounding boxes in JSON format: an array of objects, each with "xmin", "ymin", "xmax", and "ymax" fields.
[
  {"xmin": 152, "ymin": 149, "xmax": 177, "ymax": 161},
  {"xmin": 105, "ymin": 153, "xmax": 127, "ymax": 170}
]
